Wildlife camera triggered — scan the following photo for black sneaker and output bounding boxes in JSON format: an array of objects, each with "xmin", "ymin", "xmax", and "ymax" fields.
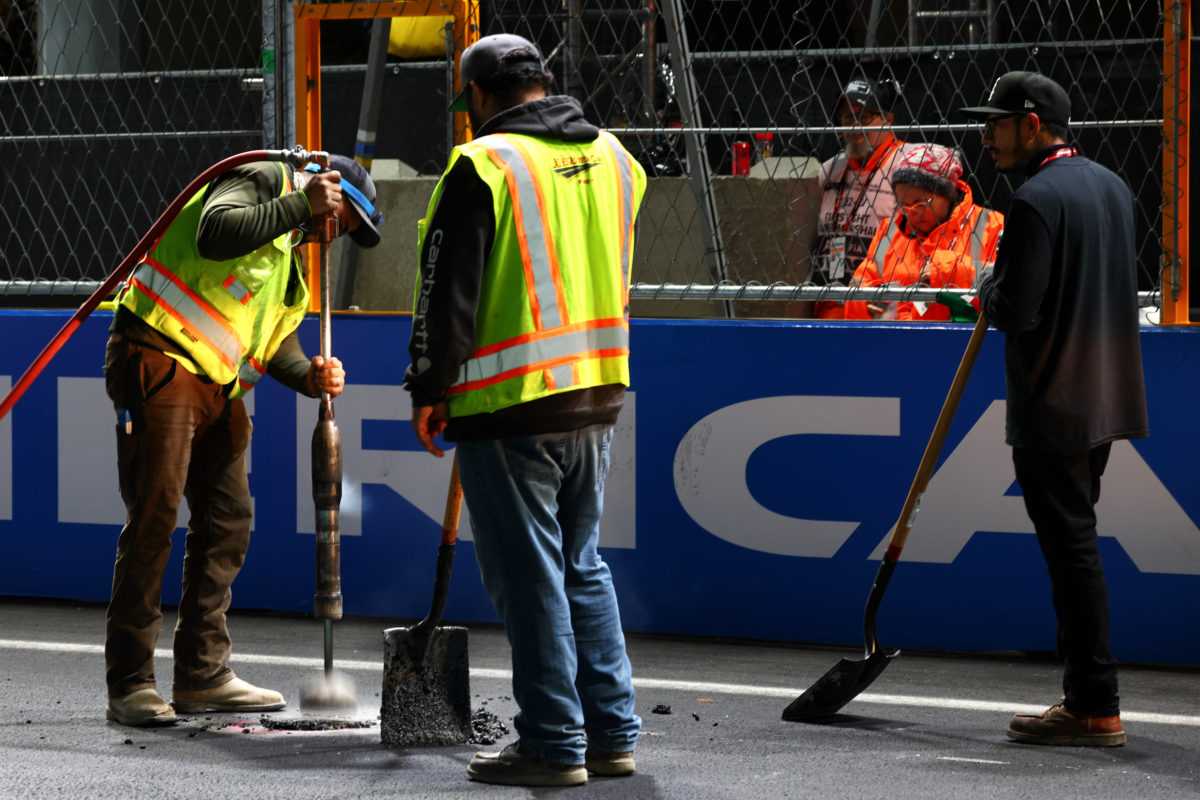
[{"xmin": 467, "ymin": 742, "xmax": 588, "ymax": 787}]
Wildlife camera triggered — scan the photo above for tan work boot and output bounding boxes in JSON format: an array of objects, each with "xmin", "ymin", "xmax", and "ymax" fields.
[
  {"xmin": 173, "ymin": 676, "xmax": 286, "ymax": 713},
  {"xmin": 107, "ymin": 688, "xmax": 177, "ymax": 727},
  {"xmin": 1007, "ymin": 701, "xmax": 1125, "ymax": 747},
  {"xmin": 585, "ymin": 746, "xmax": 636, "ymax": 776},
  {"xmin": 467, "ymin": 742, "xmax": 588, "ymax": 787}
]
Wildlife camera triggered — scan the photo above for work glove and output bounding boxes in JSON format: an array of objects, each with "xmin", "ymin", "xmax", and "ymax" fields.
[{"xmin": 935, "ymin": 290, "xmax": 980, "ymax": 323}]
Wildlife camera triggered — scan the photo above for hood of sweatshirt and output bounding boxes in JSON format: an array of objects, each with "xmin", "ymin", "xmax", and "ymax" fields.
[{"xmin": 475, "ymin": 94, "xmax": 599, "ymax": 143}]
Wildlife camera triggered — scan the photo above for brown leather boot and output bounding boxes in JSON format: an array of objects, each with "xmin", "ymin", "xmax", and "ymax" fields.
[{"xmin": 1007, "ymin": 701, "xmax": 1125, "ymax": 746}]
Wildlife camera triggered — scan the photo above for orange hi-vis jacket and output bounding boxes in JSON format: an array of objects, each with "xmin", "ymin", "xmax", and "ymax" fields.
[{"xmin": 842, "ymin": 180, "xmax": 1004, "ymax": 321}]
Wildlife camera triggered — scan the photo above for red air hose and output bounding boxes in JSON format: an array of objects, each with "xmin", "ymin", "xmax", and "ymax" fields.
[{"xmin": 0, "ymin": 147, "xmax": 327, "ymax": 421}]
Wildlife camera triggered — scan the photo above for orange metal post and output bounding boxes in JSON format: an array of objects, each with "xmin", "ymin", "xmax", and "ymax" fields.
[
  {"xmin": 297, "ymin": 13, "xmax": 324, "ymax": 303},
  {"xmin": 450, "ymin": 1, "xmax": 481, "ymax": 145},
  {"xmin": 1161, "ymin": 0, "xmax": 1190, "ymax": 324},
  {"xmin": 293, "ymin": 2, "xmax": 475, "ymax": 311}
]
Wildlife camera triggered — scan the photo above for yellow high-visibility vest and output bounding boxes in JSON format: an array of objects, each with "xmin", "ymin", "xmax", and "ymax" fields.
[
  {"xmin": 116, "ymin": 163, "xmax": 309, "ymax": 398},
  {"xmin": 417, "ymin": 130, "xmax": 646, "ymax": 417}
]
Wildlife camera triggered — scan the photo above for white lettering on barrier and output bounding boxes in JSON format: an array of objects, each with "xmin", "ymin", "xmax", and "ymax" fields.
[
  {"xmin": 295, "ymin": 385, "xmax": 457, "ymax": 538},
  {"xmin": 868, "ymin": 400, "xmax": 1200, "ymax": 574},
  {"xmin": 670, "ymin": 394, "xmax": 1200, "ymax": 575},
  {"xmin": 54, "ymin": 377, "xmax": 244, "ymax": 529},
  {"xmin": 58, "ymin": 377, "xmax": 126, "ymax": 525},
  {"xmin": 294, "ymin": 386, "xmax": 636, "ymax": 548},
  {"xmin": 674, "ymin": 395, "xmax": 901, "ymax": 558}
]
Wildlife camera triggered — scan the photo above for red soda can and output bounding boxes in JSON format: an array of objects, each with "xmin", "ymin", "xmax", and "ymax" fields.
[{"xmin": 731, "ymin": 141, "xmax": 751, "ymax": 175}]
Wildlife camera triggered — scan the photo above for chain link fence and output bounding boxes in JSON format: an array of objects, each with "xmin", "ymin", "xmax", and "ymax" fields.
[
  {"xmin": 0, "ymin": 0, "xmax": 263, "ymax": 304},
  {"xmin": 0, "ymin": 1, "xmax": 1184, "ymax": 319}
]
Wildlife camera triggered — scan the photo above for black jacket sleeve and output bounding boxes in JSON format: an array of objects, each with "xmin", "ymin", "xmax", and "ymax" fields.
[
  {"xmin": 404, "ymin": 157, "xmax": 495, "ymax": 406},
  {"xmin": 979, "ymin": 198, "xmax": 1052, "ymax": 332}
]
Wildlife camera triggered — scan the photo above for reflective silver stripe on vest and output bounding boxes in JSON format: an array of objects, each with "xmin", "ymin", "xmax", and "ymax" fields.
[
  {"xmin": 967, "ymin": 208, "xmax": 993, "ymax": 272},
  {"xmin": 453, "ymin": 322, "xmax": 629, "ymax": 390},
  {"xmin": 598, "ymin": 131, "xmax": 636, "ymax": 282},
  {"xmin": 130, "ymin": 260, "xmax": 244, "ymax": 369},
  {"xmin": 482, "ymin": 137, "xmax": 563, "ymax": 330},
  {"xmin": 237, "ymin": 357, "xmax": 265, "ymax": 389},
  {"xmin": 223, "ymin": 274, "xmax": 251, "ymax": 305},
  {"xmin": 873, "ymin": 219, "xmax": 894, "ymax": 275},
  {"xmin": 547, "ymin": 364, "xmax": 574, "ymax": 391}
]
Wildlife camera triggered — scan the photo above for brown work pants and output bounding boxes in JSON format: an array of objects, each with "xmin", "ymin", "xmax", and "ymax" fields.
[{"xmin": 103, "ymin": 335, "xmax": 253, "ymax": 700}]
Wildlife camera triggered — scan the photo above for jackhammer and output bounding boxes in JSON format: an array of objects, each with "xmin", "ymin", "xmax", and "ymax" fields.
[{"xmin": 301, "ymin": 152, "xmax": 356, "ymax": 711}]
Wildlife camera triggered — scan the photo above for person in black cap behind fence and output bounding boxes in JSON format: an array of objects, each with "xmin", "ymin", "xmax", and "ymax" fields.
[
  {"xmin": 102, "ymin": 153, "xmax": 383, "ymax": 726},
  {"xmin": 406, "ymin": 32, "xmax": 645, "ymax": 786},
  {"xmin": 798, "ymin": 76, "xmax": 913, "ymax": 318},
  {"xmin": 963, "ymin": 70, "xmax": 1149, "ymax": 746}
]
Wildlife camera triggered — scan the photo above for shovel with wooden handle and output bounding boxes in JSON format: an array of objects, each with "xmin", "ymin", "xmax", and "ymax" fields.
[
  {"xmin": 783, "ymin": 313, "xmax": 989, "ymax": 721},
  {"xmin": 381, "ymin": 454, "xmax": 472, "ymax": 746}
]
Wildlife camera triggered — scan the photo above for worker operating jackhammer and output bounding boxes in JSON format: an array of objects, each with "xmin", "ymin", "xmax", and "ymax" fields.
[{"xmin": 102, "ymin": 151, "xmax": 384, "ymax": 727}]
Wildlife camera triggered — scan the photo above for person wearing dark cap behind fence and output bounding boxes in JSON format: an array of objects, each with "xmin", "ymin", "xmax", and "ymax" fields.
[
  {"xmin": 102, "ymin": 153, "xmax": 383, "ymax": 726},
  {"xmin": 405, "ymin": 33, "xmax": 646, "ymax": 786},
  {"xmin": 840, "ymin": 143, "xmax": 1003, "ymax": 320},
  {"xmin": 801, "ymin": 76, "xmax": 914, "ymax": 318},
  {"xmin": 963, "ymin": 71, "xmax": 1149, "ymax": 746}
]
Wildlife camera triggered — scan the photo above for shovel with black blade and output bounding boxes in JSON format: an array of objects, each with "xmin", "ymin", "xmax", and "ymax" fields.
[
  {"xmin": 782, "ymin": 312, "xmax": 989, "ymax": 722},
  {"xmin": 380, "ymin": 454, "xmax": 472, "ymax": 746}
]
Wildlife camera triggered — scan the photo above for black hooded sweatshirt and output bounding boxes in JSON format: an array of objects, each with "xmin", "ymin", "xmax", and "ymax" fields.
[{"xmin": 404, "ymin": 95, "xmax": 626, "ymax": 441}]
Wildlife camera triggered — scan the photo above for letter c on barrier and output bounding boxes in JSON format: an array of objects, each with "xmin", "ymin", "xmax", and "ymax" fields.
[{"xmin": 673, "ymin": 395, "xmax": 900, "ymax": 557}]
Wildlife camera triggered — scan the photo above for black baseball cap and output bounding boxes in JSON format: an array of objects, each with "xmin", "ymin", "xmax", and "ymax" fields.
[
  {"xmin": 961, "ymin": 71, "xmax": 1071, "ymax": 127},
  {"xmin": 832, "ymin": 77, "xmax": 900, "ymax": 115},
  {"xmin": 448, "ymin": 33, "xmax": 546, "ymax": 112}
]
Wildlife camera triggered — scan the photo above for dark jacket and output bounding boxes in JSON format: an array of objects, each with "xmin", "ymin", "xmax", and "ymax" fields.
[
  {"xmin": 404, "ymin": 95, "xmax": 625, "ymax": 441},
  {"xmin": 979, "ymin": 146, "xmax": 1149, "ymax": 454},
  {"xmin": 112, "ymin": 161, "xmax": 315, "ymax": 396}
]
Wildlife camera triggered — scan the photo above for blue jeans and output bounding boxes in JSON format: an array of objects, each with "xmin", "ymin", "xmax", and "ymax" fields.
[{"xmin": 456, "ymin": 424, "xmax": 640, "ymax": 765}]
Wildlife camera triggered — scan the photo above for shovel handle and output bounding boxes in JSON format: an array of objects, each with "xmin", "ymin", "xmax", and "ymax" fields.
[
  {"xmin": 884, "ymin": 314, "xmax": 989, "ymax": 561},
  {"xmin": 441, "ymin": 455, "xmax": 462, "ymax": 547},
  {"xmin": 414, "ymin": 455, "xmax": 461, "ymax": 636}
]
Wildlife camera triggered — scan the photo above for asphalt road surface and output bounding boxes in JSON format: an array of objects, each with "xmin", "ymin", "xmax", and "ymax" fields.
[{"xmin": 1, "ymin": 598, "xmax": 1197, "ymax": 799}]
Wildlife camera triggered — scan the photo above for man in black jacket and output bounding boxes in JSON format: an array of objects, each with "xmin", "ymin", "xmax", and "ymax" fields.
[{"xmin": 964, "ymin": 72, "xmax": 1149, "ymax": 746}]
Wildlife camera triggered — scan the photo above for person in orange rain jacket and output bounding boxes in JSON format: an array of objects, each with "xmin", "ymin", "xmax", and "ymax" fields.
[{"xmin": 839, "ymin": 143, "xmax": 1004, "ymax": 321}]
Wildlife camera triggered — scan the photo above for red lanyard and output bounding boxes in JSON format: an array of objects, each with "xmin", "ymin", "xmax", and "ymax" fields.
[{"xmin": 1037, "ymin": 146, "xmax": 1078, "ymax": 169}]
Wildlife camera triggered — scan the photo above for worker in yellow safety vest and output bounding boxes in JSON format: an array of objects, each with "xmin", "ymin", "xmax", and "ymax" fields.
[
  {"xmin": 404, "ymin": 33, "xmax": 645, "ymax": 788},
  {"xmin": 840, "ymin": 143, "xmax": 1004, "ymax": 321},
  {"xmin": 102, "ymin": 153, "xmax": 383, "ymax": 727}
]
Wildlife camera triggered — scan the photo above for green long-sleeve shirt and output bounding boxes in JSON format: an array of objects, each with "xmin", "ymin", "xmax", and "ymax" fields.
[{"xmin": 113, "ymin": 161, "xmax": 317, "ymax": 397}]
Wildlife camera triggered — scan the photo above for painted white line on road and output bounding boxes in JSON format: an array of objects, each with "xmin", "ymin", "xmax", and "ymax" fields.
[
  {"xmin": 3, "ymin": 638, "xmax": 1197, "ymax": 728},
  {"xmin": 938, "ymin": 757, "xmax": 1010, "ymax": 765}
]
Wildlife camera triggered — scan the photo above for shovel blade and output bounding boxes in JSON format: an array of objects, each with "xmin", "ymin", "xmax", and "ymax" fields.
[
  {"xmin": 781, "ymin": 650, "xmax": 897, "ymax": 722},
  {"xmin": 381, "ymin": 624, "xmax": 471, "ymax": 747}
]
